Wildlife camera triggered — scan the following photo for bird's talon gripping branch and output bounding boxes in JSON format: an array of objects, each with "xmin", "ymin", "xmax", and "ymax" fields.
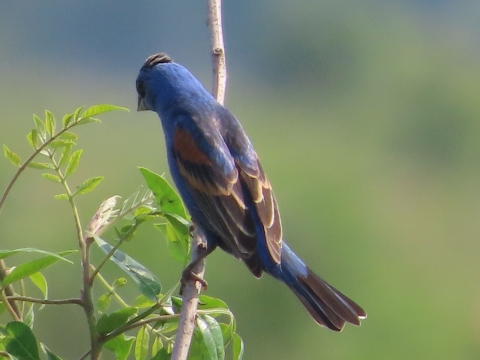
[{"xmin": 180, "ymin": 268, "xmax": 208, "ymax": 295}]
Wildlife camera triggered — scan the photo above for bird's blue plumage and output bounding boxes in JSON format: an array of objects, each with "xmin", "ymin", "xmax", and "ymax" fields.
[{"xmin": 136, "ymin": 53, "xmax": 366, "ymax": 330}]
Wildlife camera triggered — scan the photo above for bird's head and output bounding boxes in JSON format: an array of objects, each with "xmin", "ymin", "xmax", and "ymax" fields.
[
  {"xmin": 136, "ymin": 53, "xmax": 212, "ymax": 115},
  {"xmin": 136, "ymin": 53, "xmax": 174, "ymax": 112}
]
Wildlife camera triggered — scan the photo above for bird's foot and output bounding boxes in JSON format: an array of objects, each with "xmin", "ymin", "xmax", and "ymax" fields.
[{"xmin": 180, "ymin": 267, "xmax": 208, "ymax": 295}]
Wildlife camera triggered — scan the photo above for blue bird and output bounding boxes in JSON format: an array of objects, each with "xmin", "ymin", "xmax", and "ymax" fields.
[{"xmin": 136, "ymin": 53, "xmax": 366, "ymax": 331}]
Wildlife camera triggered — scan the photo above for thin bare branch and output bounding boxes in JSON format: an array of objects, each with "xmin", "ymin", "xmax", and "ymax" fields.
[
  {"xmin": 171, "ymin": 2, "xmax": 227, "ymax": 359},
  {"xmin": 0, "ymin": 260, "xmax": 22, "ymax": 320},
  {"xmin": 208, "ymin": 0, "xmax": 227, "ymax": 105},
  {"xmin": 171, "ymin": 229, "xmax": 207, "ymax": 360},
  {"xmin": 6, "ymin": 296, "xmax": 83, "ymax": 306}
]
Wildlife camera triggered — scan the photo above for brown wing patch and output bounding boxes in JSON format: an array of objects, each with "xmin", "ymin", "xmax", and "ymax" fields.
[
  {"xmin": 174, "ymin": 128, "xmax": 212, "ymax": 165},
  {"xmin": 174, "ymin": 128, "xmax": 237, "ymax": 196}
]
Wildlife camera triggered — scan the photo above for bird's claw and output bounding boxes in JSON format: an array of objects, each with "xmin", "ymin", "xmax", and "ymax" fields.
[{"xmin": 180, "ymin": 268, "xmax": 208, "ymax": 295}]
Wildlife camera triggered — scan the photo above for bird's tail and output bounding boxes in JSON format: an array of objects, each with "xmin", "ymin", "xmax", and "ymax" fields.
[{"xmin": 278, "ymin": 244, "xmax": 366, "ymax": 331}]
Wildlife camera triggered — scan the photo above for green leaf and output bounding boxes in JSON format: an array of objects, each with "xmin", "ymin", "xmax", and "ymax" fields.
[
  {"xmin": 81, "ymin": 104, "xmax": 129, "ymax": 119},
  {"xmin": 40, "ymin": 343, "xmax": 63, "ymax": 360},
  {"xmin": 73, "ymin": 176, "xmax": 104, "ymax": 196},
  {"xmin": 96, "ymin": 293, "xmax": 111, "ymax": 312},
  {"xmin": 58, "ymin": 143, "xmax": 73, "ymax": 167},
  {"xmin": 198, "ymin": 295, "xmax": 228, "ymax": 310},
  {"xmin": 48, "ymin": 139, "xmax": 73, "ymax": 150},
  {"xmin": 201, "ymin": 315, "xmax": 225, "ymax": 360},
  {"xmin": 0, "ymin": 248, "xmax": 76, "ymax": 261},
  {"xmin": 62, "ymin": 113, "xmax": 74, "ymax": 128},
  {"xmin": 135, "ymin": 326, "xmax": 150, "ymax": 360},
  {"xmin": 42, "ymin": 173, "xmax": 61, "ymax": 183},
  {"xmin": 104, "ymin": 334, "xmax": 135, "ymax": 360},
  {"xmin": 28, "ymin": 162, "xmax": 54, "ymax": 170},
  {"xmin": 29, "ymin": 272, "xmax": 48, "ymax": 303},
  {"xmin": 131, "ymin": 295, "xmax": 157, "ymax": 309},
  {"xmin": 4, "ymin": 145, "xmax": 21, "ymax": 167},
  {"xmin": 76, "ymin": 117, "xmax": 102, "ymax": 126},
  {"xmin": 65, "ymin": 149, "xmax": 83, "ymax": 177},
  {"xmin": 94, "ymin": 236, "xmax": 161, "ymax": 301},
  {"xmin": 117, "ymin": 224, "xmax": 137, "ymax": 242},
  {"xmin": 190, "ymin": 316, "xmax": 221, "ymax": 360},
  {"xmin": 45, "ymin": 110, "xmax": 56, "ymax": 137},
  {"xmin": 3, "ymin": 321, "xmax": 41, "ymax": 360},
  {"xmin": 153, "ymin": 223, "xmax": 188, "ymax": 264},
  {"xmin": 73, "ymin": 106, "xmax": 83, "ymax": 122},
  {"xmin": 27, "ymin": 129, "xmax": 42, "ymax": 149},
  {"xmin": 232, "ymin": 334, "xmax": 244, "ymax": 360},
  {"xmin": 33, "ymin": 114, "xmax": 46, "ymax": 139},
  {"xmin": 164, "ymin": 213, "xmax": 190, "ymax": 238},
  {"xmin": 96, "ymin": 307, "xmax": 138, "ymax": 335},
  {"xmin": 1, "ymin": 250, "xmax": 75, "ymax": 287},
  {"xmin": 134, "ymin": 205, "xmax": 157, "ymax": 222},
  {"xmin": 24, "ymin": 303, "xmax": 35, "ymax": 328},
  {"xmin": 219, "ymin": 323, "xmax": 233, "ymax": 346},
  {"xmin": 54, "ymin": 194, "xmax": 69, "ymax": 200},
  {"xmin": 58, "ymin": 131, "xmax": 78, "ymax": 141},
  {"xmin": 139, "ymin": 168, "xmax": 187, "ymax": 218},
  {"xmin": 152, "ymin": 336, "xmax": 163, "ymax": 356},
  {"xmin": 164, "ymin": 213, "xmax": 191, "ymax": 261},
  {"xmin": 150, "ymin": 347, "xmax": 171, "ymax": 360}
]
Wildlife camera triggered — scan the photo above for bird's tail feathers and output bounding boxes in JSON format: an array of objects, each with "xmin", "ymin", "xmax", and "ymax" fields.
[{"xmin": 280, "ymin": 245, "xmax": 366, "ymax": 331}]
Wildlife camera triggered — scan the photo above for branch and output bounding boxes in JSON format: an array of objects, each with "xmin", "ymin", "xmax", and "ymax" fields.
[
  {"xmin": 0, "ymin": 260, "xmax": 22, "ymax": 320},
  {"xmin": 171, "ymin": 2, "xmax": 227, "ymax": 359},
  {"xmin": 208, "ymin": 0, "xmax": 227, "ymax": 105},
  {"xmin": 0, "ymin": 120, "xmax": 85, "ymax": 322},
  {"xmin": 170, "ymin": 229, "xmax": 207, "ymax": 360},
  {"xmin": 101, "ymin": 314, "xmax": 180, "ymax": 343},
  {"xmin": 6, "ymin": 296, "xmax": 83, "ymax": 306}
]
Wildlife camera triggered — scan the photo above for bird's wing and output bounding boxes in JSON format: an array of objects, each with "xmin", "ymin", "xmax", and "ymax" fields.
[
  {"xmin": 219, "ymin": 108, "xmax": 283, "ymax": 266},
  {"xmin": 172, "ymin": 111, "xmax": 282, "ymax": 276}
]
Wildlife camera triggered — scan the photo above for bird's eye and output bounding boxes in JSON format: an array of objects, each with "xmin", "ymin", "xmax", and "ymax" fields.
[{"xmin": 136, "ymin": 80, "xmax": 146, "ymax": 98}]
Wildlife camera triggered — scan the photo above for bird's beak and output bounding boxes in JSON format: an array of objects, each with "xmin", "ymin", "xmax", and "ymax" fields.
[{"xmin": 137, "ymin": 96, "xmax": 148, "ymax": 111}]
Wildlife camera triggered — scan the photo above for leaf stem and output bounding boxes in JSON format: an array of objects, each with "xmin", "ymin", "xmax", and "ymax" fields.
[
  {"xmin": 91, "ymin": 265, "xmax": 129, "ymax": 308},
  {"xmin": 101, "ymin": 314, "xmax": 180, "ymax": 343}
]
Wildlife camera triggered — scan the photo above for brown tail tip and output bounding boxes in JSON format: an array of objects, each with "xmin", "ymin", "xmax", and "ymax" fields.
[{"xmin": 293, "ymin": 269, "xmax": 366, "ymax": 331}]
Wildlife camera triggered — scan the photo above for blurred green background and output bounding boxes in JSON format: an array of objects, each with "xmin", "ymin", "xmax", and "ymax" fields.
[{"xmin": 1, "ymin": 1, "xmax": 480, "ymax": 359}]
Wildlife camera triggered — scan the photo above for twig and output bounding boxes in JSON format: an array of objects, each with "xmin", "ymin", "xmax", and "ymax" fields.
[
  {"xmin": 6, "ymin": 296, "xmax": 83, "ymax": 306},
  {"xmin": 0, "ymin": 289, "xmax": 21, "ymax": 321},
  {"xmin": 0, "ymin": 260, "xmax": 21, "ymax": 320},
  {"xmin": 0, "ymin": 123, "xmax": 81, "ymax": 322},
  {"xmin": 90, "ymin": 265, "xmax": 129, "ymax": 307},
  {"xmin": 170, "ymin": 229, "xmax": 207, "ymax": 360},
  {"xmin": 208, "ymin": 0, "xmax": 227, "ymax": 105},
  {"xmin": 171, "ymin": 2, "xmax": 227, "ymax": 359},
  {"xmin": 101, "ymin": 314, "xmax": 180, "ymax": 343}
]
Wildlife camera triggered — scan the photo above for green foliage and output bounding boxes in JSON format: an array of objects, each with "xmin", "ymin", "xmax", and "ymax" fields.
[
  {"xmin": 2, "ymin": 321, "xmax": 41, "ymax": 360},
  {"xmin": 97, "ymin": 307, "xmax": 138, "ymax": 335},
  {"xmin": 94, "ymin": 236, "xmax": 162, "ymax": 302},
  {"xmin": 1, "ymin": 251, "xmax": 75, "ymax": 287},
  {"xmin": 140, "ymin": 168, "xmax": 191, "ymax": 265},
  {"xmin": 0, "ymin": 105, "xmax": 244, "ymax": 360}
]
